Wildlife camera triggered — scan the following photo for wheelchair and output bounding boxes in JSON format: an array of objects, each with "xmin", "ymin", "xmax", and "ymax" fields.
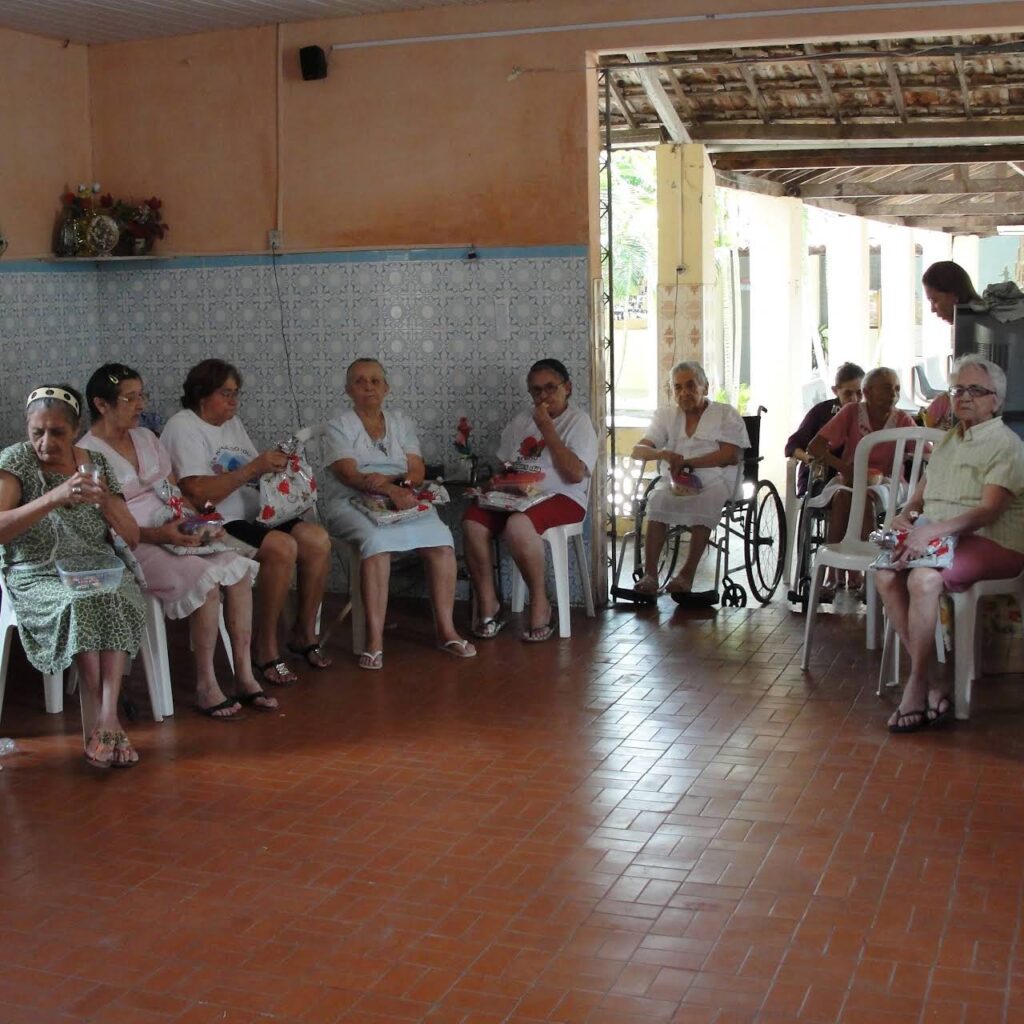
[
  {"xmin": 611, "ymin": 406, "xmax": 787, "ymax": 608},
  {"xmin": 785, "ymin": 457, "xmax": 832, "ymax": 612}
]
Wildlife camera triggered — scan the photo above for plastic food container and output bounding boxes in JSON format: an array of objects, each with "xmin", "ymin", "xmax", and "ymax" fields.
[{"xmin": 56, "ymin": 553, "xmax": 125, "ymax": 595}]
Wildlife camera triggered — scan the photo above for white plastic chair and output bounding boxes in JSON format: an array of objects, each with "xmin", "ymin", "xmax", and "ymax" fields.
[
  {"xmin": 800, "ymin": 426, "xmax": 944, "ymax": 670},
  {"xmin": 510, "ymin": 520, "xmax": 596, "ymax": 638},
  {"xmin": 0, "ymin": 575, "xmax": 65, "ymax": 721},
  {"xmin": 296, "ymin": 422, "xmax": 358, "ymax": 651},
  {"xmin": 878, "ymin": 572, "xmax": 1024, "ymax": 720},
  {"xmin": 783, "ymin": 457, "xmax": 800, "ymax": 588},
  {"xmin": 0, "ymin": 576, "xmax": 173, "ymax": 725},
  {"xmin": 949, "ymin": 573, "xmax": 1024, "ymax": 719}
]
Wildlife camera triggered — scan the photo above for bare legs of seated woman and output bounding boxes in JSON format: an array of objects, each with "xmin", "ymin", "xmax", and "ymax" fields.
[
  {"xmin": 358, "ymin": 545, "xmax": 475, "ymax": 667},
  {"xmin": 251, "ymin": 522, "xmax": 332, "ymax": 684},
  {"xmin": 636, "ymin": 520, "xmax": 711, "ymax": 595},
  {"xmin": 464, "ymin": 515, "xmax": 552, "ymax": 640},
  {"xmin": 190, "ymin": 579, "xmax": 278, "ymax": 718},
  {"xmin": 875, "ymin": 566, "xmax": 952, "ymax": 732},
  {"xmin": 77, "ymin": 650, "xmax": 138, "ymax": 768}
]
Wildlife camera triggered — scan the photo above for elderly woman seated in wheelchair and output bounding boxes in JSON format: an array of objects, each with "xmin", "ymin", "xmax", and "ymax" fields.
[
  {"xmin": 879, "ymin": 355, "xmax": 1024, "ymax": 733},
  {"xmin": 630, "ymin": 361, "xmax": 749, "ymax": 599}
]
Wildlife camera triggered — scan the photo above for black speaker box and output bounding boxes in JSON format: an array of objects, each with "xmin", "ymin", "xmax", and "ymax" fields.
[{"xmin": 299, "ymin": 45, "xmax": 328, "ymax": 81}]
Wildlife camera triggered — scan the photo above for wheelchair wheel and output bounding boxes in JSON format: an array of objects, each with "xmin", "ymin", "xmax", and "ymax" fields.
[{"xmin": 743, "ymin": 480, "xmax": 785, "ymax": 604}]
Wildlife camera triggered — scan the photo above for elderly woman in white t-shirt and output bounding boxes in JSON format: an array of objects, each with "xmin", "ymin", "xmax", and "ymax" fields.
[
  {"xmin": 631, "ymin": 361, "xmax": 749, "ymax": 597},
  {"xmin": 160, "ymin": 359, "xmax": 332, "ymax": 687},
  {"xmin": 321, "ymin": 357, "xmax": 476, "ymax": 670},
  {"xmin": 463, "ymin": 358, "xmax": 599, "ymax": 643}
]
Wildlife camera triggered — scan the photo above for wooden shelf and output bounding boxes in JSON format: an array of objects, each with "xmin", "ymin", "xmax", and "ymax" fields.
[{"xmin": 46, "ymin": 255, "xmax": 171, "ymax": 263}]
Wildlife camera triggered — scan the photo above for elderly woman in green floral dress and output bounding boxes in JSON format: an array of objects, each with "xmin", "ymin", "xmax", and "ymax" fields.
[{"xmin": 0, "ymin": 385, "xmax": 145, "ymax": 768}]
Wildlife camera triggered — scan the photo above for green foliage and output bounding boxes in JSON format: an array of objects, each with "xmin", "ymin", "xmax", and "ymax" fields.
[
  {"xmin": 713, "ymin": 382, "xmax": 751, "ymax": 413},
  {"xmin": 610, "ymin": 150, "xmax": 656, "ymax": 306}
]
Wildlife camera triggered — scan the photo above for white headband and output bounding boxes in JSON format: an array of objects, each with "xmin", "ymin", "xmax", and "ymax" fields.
[{"xmin": 26, "ymin": 387, "xmax": 80, "ymax": 416}]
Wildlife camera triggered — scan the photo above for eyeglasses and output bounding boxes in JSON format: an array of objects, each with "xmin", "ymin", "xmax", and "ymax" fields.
[
  {"xmin": 117, "ymin": 391, "xmax": 148, "ymax": 404},
  {"xmin": 527, "ymin": 382, "xmax": 565, "ymax": 397},
  {"xmin": 217, "ymin": 388, "xmax": 242, "ymax": 401},
  {"xmin": 949, "ymin": 385, "xmax": 997, "ymax": 399}
]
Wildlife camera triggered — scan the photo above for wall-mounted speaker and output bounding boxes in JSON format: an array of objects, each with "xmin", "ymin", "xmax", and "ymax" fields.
[{"xmin": 299, "ymin": 45, "xmax": 328, "ymax": 81}]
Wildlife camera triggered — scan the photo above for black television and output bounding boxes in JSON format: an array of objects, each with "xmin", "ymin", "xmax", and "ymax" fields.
[{"xmin": 953, "ymin": 304, "xmax": 1024, "ymax": 441}]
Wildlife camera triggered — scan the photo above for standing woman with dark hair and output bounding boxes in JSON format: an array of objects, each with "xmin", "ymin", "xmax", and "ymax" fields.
[
  {"xmin": 921, "ymin": 260, "xmax": 981, "ymax": 326},
  {"xmin": 463, "ymin": 358, "xmax": 599, "ymax": 642},
  {"xmin": 0, "ymin": 385, "xmax": 145, "ymax": 768},
  {"xmin": 920, "ymin": 261, "xmax": 982, "ymax": 429},
  {"xmin": 160, "ymin": 359, "xmax": 332, "ymax": 687}
]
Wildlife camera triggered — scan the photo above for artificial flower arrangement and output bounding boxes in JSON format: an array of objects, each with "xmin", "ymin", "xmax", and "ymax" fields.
[{"xmin": 53, "ymin": 183, "xmax": 168, "ymax": 257}]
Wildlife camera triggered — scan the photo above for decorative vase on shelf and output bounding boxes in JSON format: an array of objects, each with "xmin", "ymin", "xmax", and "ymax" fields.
[{"xmin": 84, "ymin": 213, "xmax": 120, "ymax": 257}]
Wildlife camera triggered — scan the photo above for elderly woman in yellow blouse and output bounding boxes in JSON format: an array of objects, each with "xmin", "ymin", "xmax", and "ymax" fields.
[
  {"xmin": 878, "ymin": 355, "xmax": 1024, "ymax": 733},
  {"xmin": 631, "ymin": 361, "xmax": 749, "ymax": 597}
]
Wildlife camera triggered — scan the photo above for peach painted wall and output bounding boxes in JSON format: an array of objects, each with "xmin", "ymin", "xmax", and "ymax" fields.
[
  {"xmin": 0, "ymin": 28, "xmax": 91, "ymax": 260},
  {"xmin": 88, "ymin": 28, "xmax": 277, "ymax": 255},
  {"xmin": 12, "ymin": 0, "xmax": 1024, "ymax": 256}
]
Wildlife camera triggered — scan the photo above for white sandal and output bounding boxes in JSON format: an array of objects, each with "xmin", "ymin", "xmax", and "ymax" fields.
[
  {"xmin": 358, "ymin": 650, "xmax": 383, "ymax": 670},
  {"xmin": 438, "ymin": 639, "xmax": 477, "ymax": 658}
]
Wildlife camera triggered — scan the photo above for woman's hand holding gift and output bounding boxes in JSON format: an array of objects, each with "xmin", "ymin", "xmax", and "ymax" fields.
[
  {"xmin": 156, "ymin": 520, "xmax": 204, "ymax": 547},
  {"xmin": 255, "ymin": 449, "xmax": 289, "ymax": 476},
  {"xmin": 362, "ymin": 472, "xmax": 392, "ymax": 493},
  {"xmin": 389, "ymin": 485, "xmax": 419, "ymax": 511}
]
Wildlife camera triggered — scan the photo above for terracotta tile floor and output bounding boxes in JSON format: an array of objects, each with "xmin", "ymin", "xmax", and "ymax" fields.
[{"xmin": 1, "ymin": 592, "xmax": 1023, "ymax": 1023}]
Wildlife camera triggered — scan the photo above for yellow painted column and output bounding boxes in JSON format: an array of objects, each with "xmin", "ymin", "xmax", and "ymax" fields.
[{"xmin": 655, "ymin": 143, "xmax": 716, "ymax": 398}]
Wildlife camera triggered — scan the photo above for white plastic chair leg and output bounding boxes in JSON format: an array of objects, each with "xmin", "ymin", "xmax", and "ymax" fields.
[
  {"xmin": 510, "ymin": 563, "xmax": 526, "ymax": 613},
  {"xmin": 0, "ymin": 623, "xmax": 13, "ymax": 726},
  {"xmin": 549, "ymin": 531, "xmax": 571, "ymax": 638},
  {"xmin": 217, "ymin": 604, "xmax": 235, "ymax": 675},
  {"xmin": 44, "ymin": 671, "xmax": 64, "ymax": 713},
  {"xmin": 865, "ymin": 575, "xmax": 880, "ymax": 651},
  {"xmin": 800, "ymin": 562, "xmax": 826, "ymax": 671},
  {"xmin": 573, "ymin": 533, "xmax": 596, "ymax": 619},
  {"xmin": 348, "ymin": 546, "xmax": 366, "ymax": 654},
  {"xmin": 953, "ymin": 591, "xmax": 977, "ymax": 721},
  {"xmin": 140, "ymin": 595, "xmax": 172, "ymax": 720}
]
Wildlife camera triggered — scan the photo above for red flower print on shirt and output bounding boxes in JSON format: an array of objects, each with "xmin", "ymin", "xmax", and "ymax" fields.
[{"xmin": 519, "ymin": 436, "xmax": 546, "ymax": 458}]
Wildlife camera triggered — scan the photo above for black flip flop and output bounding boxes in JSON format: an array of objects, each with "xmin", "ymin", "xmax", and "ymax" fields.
[
  {"xmin": 255, "ymin": 659, "xmax": 299, "ymax": 686},
  {"xmin": 194, "ymin": 697, "xmax": 242, "ymax": 720},
  {"xmin": 926, "ymin": 695, "xmax": 954, "ymax": 727},
  {"xmin": 236, "ymin": 689, "xmax": 278, "ymax": 713},
  {"xmin": 286, "ymin": 643, "xmax": 331, "ymax": 669},
  {"xmin": 888, "ymin": 707, "xmax": 927, "ymax": 733}
]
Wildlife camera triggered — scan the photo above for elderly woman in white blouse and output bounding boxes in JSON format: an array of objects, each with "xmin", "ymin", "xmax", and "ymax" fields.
[
  {"xmin": 631, "ymin": 361, "xmax": 749, "ymax": 597},
  {"xmin": 321, "ymin": 358, "xmax": 475, "ymax": 671}
]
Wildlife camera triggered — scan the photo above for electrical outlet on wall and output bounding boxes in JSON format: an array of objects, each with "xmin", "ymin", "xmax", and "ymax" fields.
[{"xmin": 267, "ymin": 229, "xmax": 282, "ymax": 251}]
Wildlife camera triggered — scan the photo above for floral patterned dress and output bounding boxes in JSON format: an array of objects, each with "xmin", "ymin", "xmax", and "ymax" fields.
[{"xmin": 0, "ymin": 443, "xmax": 144, "ymax": 674}]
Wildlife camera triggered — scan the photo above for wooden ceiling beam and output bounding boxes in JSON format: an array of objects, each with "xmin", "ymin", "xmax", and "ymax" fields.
[
  {"xmin": 656, "ymin": 52, "xmax": 699, "ymax": 124},
  {"xmin": 797, "ymin": 174, "xmax": 1024, "ymax": 198},
  {"xmin": 853, "ymin": 199, "xmax": 1024, "ymax": 216},
  {"xmin": 865, "ymin": 214, "xmax": 1024, "ymax": 232},
  {"xmin": 804, "ymin": 43, "xmax": 842, "ymax": 125},
  {"xmin": 885, "ymin": 59, "xmax": 909, "ymax": 124},
  {"xmin": 712, "ymin": 145, "xmax": 1024, "ymax": 170},
  {"xmin": 735, "ymin": 53, "xmax": 771, "ymax": 125},
  {"xmin": 694, "ymin": 120, "xmax": 1024, "ymax": 143},
  {"xmin": 624, "ymin": 50, "xmax": 692, "ymax": 144},
  {"xmin": 608, "ymin": 77, "xmax": 637, "ymax": 131},
  {"xmin": 954, "ymin": 55, "xmax": 974, "ymax": 119}
]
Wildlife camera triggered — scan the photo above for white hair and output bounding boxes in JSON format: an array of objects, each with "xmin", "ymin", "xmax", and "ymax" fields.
[
  {"xmin": 669, "ymin": 361, "xmax": 708, "ymax": 389},
  {"xmin": 863, "ymin": 366, "xmax": 899, "ymax": 390},
  {"xmin": 952, "ymin": 354, "xmax": 1007, "ymax": 411}
]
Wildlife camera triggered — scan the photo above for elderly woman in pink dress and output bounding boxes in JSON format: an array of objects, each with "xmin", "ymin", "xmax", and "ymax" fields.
[{"xmin": 81, "ymin": 363, "xmax": 274, "ymax": 719}]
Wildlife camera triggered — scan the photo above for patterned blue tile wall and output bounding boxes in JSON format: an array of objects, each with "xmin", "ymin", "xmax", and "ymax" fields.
[{"xmin": 0, "ymin": 249, "xmax": 594, "ymax": 603}]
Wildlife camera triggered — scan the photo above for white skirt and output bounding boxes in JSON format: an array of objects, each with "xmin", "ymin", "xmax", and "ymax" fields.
[
  {"xmin": 647, "ymin": 477, "xmax": 733, "ymax": 529},
  {"xmin": 324, "ymin": 499, "xmax": 453, "ymax": 558}
]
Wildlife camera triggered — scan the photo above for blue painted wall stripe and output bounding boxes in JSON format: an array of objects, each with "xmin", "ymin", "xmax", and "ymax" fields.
[{"xmin": 0, "ymin": 245, "xmax": 588, "ymax": 274}]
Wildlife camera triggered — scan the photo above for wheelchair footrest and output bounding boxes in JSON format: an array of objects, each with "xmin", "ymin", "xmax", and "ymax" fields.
[
  {"xmin": 611, "ymin": 586, "xmax": 658, "ymax": 605},
  {"xmin": 670, "ymin": 589, "xmax": 718, "ymax": 608}
]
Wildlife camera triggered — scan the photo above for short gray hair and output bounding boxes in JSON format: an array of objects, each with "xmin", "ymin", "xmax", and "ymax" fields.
[
  {"xmin": 863, "ymin": 366, "xmax": 898, "ymax": 390},
  {"xmin": 952, "ymin": 354, "xmax": 1007, "ymax": 411},
  {"xmin": 669, "ymin": 361, "xmax": 708, "ymax": 389},
  {"xmin": 345, "ymin": 357, "xmax": 387, "ymax": 385}
]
